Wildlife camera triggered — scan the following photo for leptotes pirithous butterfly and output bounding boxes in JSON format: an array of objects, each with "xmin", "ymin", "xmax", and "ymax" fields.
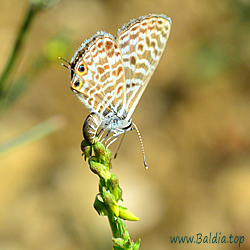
[{"xmin": 61, "ymin": 14, "xmax": 171, "ymax": 168}]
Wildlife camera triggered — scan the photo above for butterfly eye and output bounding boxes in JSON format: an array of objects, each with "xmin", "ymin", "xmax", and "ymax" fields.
[{"xmin": 77, "ymin": 63, "xmax": 87, "ymax": 76}]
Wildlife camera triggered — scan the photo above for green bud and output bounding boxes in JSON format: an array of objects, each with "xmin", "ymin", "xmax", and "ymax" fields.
[
  {"xmin": 93, "ymin": 196, "xmax": 108, "ymax": 216},
  {"xmin": 112, "ymin": 186, "xmax": 119, "ymax": 201},
  {"xmin": 103, "ymin": 148, "xmax": 112, "ymax": 169},
  {"xmin": 102, "ymin": 191, "xmax": 119, "ymax": 216},
  {"xmin": 108, "ymin": 174, "xmax": 123, "ymax": 201},
  {"xmin": 113, "ymin": 233, "xmax": 140, "ymax": 250},
  {"xmin": 89, "ymin": 157, "xmax": 111, "ymax": 180},
  {"xmin": 89, "ymin": 156, "xmax": 98, "ymax": 163},
  {"xmin": 110, "ymin": 173, "xmax": 118, "ymax": 187},
  {"xmin": 117, "ymin": 187, "xmax": 123, "ymax": 201},
  {"xmin": 110, "ymin": 204, "xmax": 119, "ymax": 217},
  {"xmin": 118, "ymin": 206, "xmax": 140, "ymax": 221},
  {"xmin": 114, "ymin": 218, "xmax": 140, "ymax": 248},
  {"xmin": 81, "ymin": 140, "xmax": 92, "ymax": 159},
  {"xmin": 93, "ymin": 141, "xmax": 106, "ymax": 159}
]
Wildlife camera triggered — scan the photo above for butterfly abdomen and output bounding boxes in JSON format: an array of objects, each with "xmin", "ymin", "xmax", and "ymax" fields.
[{"xmin": 83, "ymin": 112, "xmax": 102, "ymax": 144}]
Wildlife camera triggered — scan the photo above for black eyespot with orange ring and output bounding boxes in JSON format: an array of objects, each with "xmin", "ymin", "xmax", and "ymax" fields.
[
  {"xmin": 72, "ymin": 79, "xmax": 83, "ymax": 91},
  {"xmin": 77, "ymin": 62, "xmax": 88, "ymax": 76},
  {"xmin": 74, "ymin": 80, "xmax": 80, "ymax": 88}
]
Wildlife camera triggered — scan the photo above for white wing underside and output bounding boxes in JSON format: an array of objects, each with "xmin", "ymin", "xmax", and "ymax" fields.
[{"xmin": 116, "ymin": 14, "xmax": 171, "ymax": 119}]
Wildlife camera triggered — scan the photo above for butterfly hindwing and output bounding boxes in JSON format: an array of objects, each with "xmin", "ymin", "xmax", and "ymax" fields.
[{"xmin": 71, "ymin": 32, "xmax": 126, "ymax": 117}]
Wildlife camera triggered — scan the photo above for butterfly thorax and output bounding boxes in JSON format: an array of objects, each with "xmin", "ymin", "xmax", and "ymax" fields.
[
  {"xmin": 101, "ymin": 110, "xmax": 132, "ymax": 132},
  {"xmin": 82, "ymin": 110, "xmax": 132, "ymax": 145}
]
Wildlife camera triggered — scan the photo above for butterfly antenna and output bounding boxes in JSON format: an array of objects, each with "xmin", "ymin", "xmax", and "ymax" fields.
[
  {"xmin": 132, "ymin": 122, "xmax": 148, "ymax": 169},
  {"xmin": 59, "ymin": 57, "xmax": 70, "ymax": 64},
  {"xmin": 59, "ymin": 57, "xmax": 71, "ymax": 69},
  {"xmin": 114, "ymin": 132, "xmax": 126, "ymax": 159}
]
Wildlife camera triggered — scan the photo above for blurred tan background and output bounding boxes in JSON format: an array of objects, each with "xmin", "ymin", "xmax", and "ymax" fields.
[{"xmin": 0, "ymin": 0, "xmax": 249, "ymax": 249}]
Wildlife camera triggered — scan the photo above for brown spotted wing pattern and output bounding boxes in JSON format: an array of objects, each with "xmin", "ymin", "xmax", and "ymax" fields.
[
  {"xmin": 116, "ymin": 14, "xmax": 171, "ymax": 118},
  {"xmin": 68, "ymin": 14, "xmax": 171, "ymax": 149},
  {"xmin": 70, "ymin": 33, "xmax": 126, "ymax": 117}
]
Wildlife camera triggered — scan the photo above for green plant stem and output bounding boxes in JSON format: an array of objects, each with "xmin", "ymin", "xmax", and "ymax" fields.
[
  {"xmin": 83, "ymin": 138, "xmax": 141, "ymax": 249},
  {"xmin": 107, "ymin": 207, "xmax": 119, "ymax": 238},
  {"xmin": 0, "ymin": 5, "xmax": 38, "ymax": 97}
]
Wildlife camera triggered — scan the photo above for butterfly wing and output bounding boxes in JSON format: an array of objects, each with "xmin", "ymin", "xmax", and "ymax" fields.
[
  {"xmin": 116, "ymin": 14, "xmax": 171, "ymax": 119},
  {"xmin": 70, "ymin": 32, "xmax": 126, "ymax": 117}
]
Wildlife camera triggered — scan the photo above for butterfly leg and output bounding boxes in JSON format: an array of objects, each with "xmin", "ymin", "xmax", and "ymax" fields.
[
  {"xmin": 97, "ymin": 128, "xmax": 105, "ymax": 141},
  {"xmin": 104, "ymin": 129, "xmax": 125, "ymax": 148},
  {"xmin": 100, "ymin": 129, "xmax": 111, "ymax": 143},
  {"xmin": 106, "ymin": 135, "xmax": 119, "ymax": 148},
  {"xmin": 114, "ymin": 132, "xmax": 126, "ymax": 159}
]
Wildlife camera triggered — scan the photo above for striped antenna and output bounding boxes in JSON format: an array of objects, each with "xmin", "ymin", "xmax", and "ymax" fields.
[{"xmin": 132, "ymin": 122, "xmax": 148, "ymax": 169}]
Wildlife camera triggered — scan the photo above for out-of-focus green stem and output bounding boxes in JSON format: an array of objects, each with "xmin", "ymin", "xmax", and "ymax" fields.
[
  {"xmin": 0, "ymin": 5, "xmax": 38, "ymax": 97},
  {"xmin": 0, "ymin": 116, "xmax": 65, "ymax": 158}
]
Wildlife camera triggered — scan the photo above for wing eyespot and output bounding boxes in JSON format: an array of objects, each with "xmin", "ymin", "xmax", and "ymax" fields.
[
  {"xmin": 77, "ymin": 63, "xmax": 88, "ymax": 76},
  {"xmin": 74, "ymin": 80, "xmax": 80, "ymax": 87},
  {"xmin": 72, "ymin": 79, "xmax": 83, "ymax": 91}
]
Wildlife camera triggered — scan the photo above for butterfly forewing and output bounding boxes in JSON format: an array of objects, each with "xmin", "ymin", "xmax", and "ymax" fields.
[
  {"xmin": 116, "ymin": 14, "xmax": 171, "ymax": 119},
  {"xmin": 71, "ymin": 32, "xmax": 126, "ymax": 117}
]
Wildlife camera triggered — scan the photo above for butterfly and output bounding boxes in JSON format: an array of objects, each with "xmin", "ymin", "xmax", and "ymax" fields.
[{"xmin": 61, "ymin": 14, "xmax": 171, "ymax": 168}]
